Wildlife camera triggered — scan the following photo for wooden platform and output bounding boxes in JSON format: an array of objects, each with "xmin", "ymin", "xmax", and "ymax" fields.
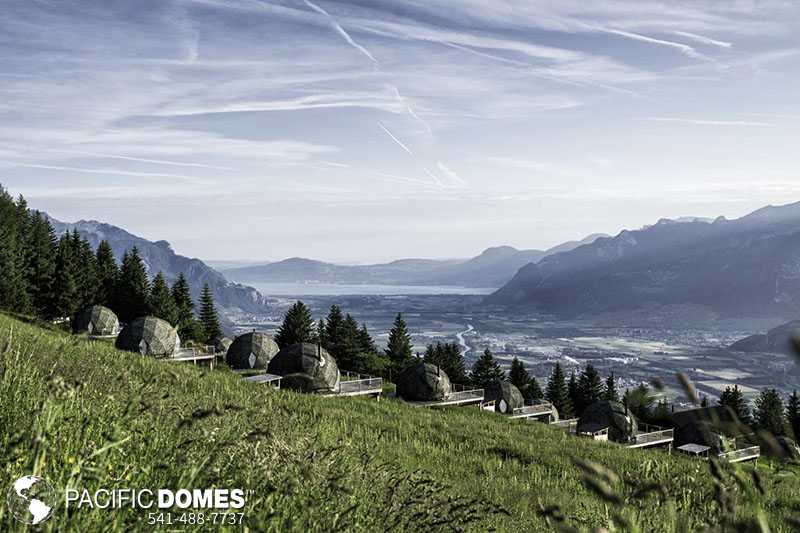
[
  {"xmin": 336, "ymin": 372, "xmax": 383, "ymax": 398},
  {"xmin": 718, "ymin": 445, "xmax": 760, "ymax": 463},
  {"xmin": 550, "ymin": 418, "xmax": 578, "ymax": 434},
  {"xmin": 169, "ymin": 350, "xmax": 216, "ymax": 370},
  {"xmin": 627, "ymin": 425, "xmax": 674, "ymax": 449},
  {"xmin": 243, "ymin": 373, "xmax": 282, "ymax": 388},
  {"xmin": 508, "ymin": 402, "xmax": 555, "ymax": 420},
  {"xmin": 406, "ymin": 386, "xmax": 484, "ymax": 408}
]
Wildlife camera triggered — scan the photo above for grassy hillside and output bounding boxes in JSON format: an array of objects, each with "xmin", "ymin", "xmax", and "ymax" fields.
[{"xmin": 1, "ymin": 313, "xmax": 798, "ymax": 532}]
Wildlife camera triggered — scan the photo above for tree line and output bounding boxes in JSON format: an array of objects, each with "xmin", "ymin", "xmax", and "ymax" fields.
[{"xmin": 0, "ymin": 187, "xmax": 221, "ymax": 343}]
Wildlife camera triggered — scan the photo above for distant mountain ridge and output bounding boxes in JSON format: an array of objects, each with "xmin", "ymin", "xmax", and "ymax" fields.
[
  {"xmin": 47, "ymin": 217, "xmax": 269, "ymax": 315},
  {"xmin": 222, "ymin": 234, "xmax": 608, "ymax": 288},
  {"xmin": 487, "ymin": 205, "xmax": 800, "ymax": 319}
]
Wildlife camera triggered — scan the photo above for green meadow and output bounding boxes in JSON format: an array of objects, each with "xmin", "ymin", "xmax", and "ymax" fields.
[{"xmin": 1, "ymin": 313, "xmax": 799, "ymax": 532}]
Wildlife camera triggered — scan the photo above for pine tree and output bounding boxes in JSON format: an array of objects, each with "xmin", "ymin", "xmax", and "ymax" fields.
[
  {"xmin": 95, "ymin": 241, "xmax": 119, "ymax": 307},
  {"xmin": 275, "ymin": 301, "xmax": 317, "ymax": 348},
  {"xmin": 576, "ymin": 364, "xmax": 604, "ymax": 415},
  {"xmin": 0, "ymin": 190, "xmax": 32, "ymax": 314},
  {"xmin": 12, "ymin": 196, "xmax": 33, "ymax": 313},
  {"xmin": 508, "ymin": 357, "xmax": 529, "ymax": 390},
  {"xmin": 470, "ymin": 348, "xmax": 506, "ymax": 388},
  {"xmin": 623, "ymin": 385, "xmax": 654, "ymax": 422},
  {"xmin": 786, "ymin": 391, "xmax": 800, "ymax": 440},
  {"xmin": 528, "ymin": 377, "xmax": 544, "ymax": 401},
  {"xmin": 754, "ymin": 388, "xmax": 785, "ymax": 436},
  {"xmin": 24, "ymin": 211, "xmax": 57, "ymax": 315},
  {"xmin": 199, "ymin": 283, "xmax": 222, "ymax": 344},
  {"xmin": 424, "ymin": 342, "xmax": 468, "ymax": 384},
  {"xmin": 50, "ymin": 233, "xmax": 79, "ymax": 318},
  {"xmin": 357, "ymin": 323, "xmax": 378, "ymax": 355},
  {"xmin": 75, "ymin": 234, "xmax": 98, "ymax": 309},
  {"xmin": 509, "ymin": 356, "xmax": 541, "ymax": 399},
  {"xmin": 148, "ymin": 272, "xmax": 179, "ymax": 325},
  {"xmin": 171, "ymin": 273, "xmax": 195, "ymax": 338},
  {"xmin": 317, "ymin": 318, "xmax": 326, "ymax": 346},
  {"xmin": 603, "ymin": 373, "xmax": 619, "ymax": 402},
  {"xmin": 337, "ymin": 314, "xmax": 363, "ymax": 370},
  {"xmin": 386, "ymin": 313, "xmax": 413, "ymax": 371},
  {"xmin": 567, "ymin": 371, "xmax": 579, "ymax": 414},
  {"xmin": 546, "ymin": 363, "xmax": 573, "ymax": 418},
  {"xmin": 113, "ymin": 247, "xmax": 150, "ymax": 322},
  {"xmin": 718, "ymin": 385, "xmax": 751, "ymax": 425},
  {"xmin": 323, "ymin": 305, "xmax": 345, "ymax": 355}
]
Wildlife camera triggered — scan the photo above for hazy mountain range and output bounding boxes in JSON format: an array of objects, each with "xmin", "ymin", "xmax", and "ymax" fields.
[
  {"xmin": 221, "ymin": 234, "xmax": 608, "ymax": 288},
  {"xmin": 488, "ymin": 202, "xmax": 800, "ymax": 320},
  {"xmin": 45, "ymin": 200, "xmax": 800, "ymax": 324},
  {"xmin": 47, "ymin": 217, "xmax": 269, "ymax": 315}
]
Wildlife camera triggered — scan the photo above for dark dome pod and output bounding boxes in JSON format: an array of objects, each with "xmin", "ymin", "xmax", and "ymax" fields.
[
  {"xmin": 484, "ymin": 381, "xmax": 524, "ymax": 414},
  {"xmin": 268, "ymin": 343, "xmax": 340, "ymax": 393},
  {"xmin": 578, "ymin": 401, "xmax": 638, "ymax": 442},
  {"xmin": 395, "ymin": 362, "xmax": 452, "ymax": 401},
  {"xmin": 226, "ymin": 332, "xmax": 279, "ymax": 370},
  {"xmin": 72, "ymin": 305, "xmax": 120, "ymax": 336},
  {"xmin": 115, "ymin": 316, "xmax": 180, "ymax": 358}
]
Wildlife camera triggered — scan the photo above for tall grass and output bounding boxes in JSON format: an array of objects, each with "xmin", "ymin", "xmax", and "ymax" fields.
[{"xmin": 1, "ymin": 313, "xmax": 798, "ymax": 531}]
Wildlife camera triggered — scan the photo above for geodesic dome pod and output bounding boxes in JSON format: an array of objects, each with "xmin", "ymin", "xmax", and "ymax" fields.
[
  {"xmin": 115, "ymin": 316, "xmax": 180, "ymax": 358},
  {"xmin": 72, "ymin": 305, "xmax": 120, "ymax": 336},
  {"xmin": 267, "ymin": 343, "xmax": 340, "ymax": 393},
  {"xmin": 226, "ymin": 332, "xmax": 279, "ymax": 370},
  {"xmin": 578, "ymin": 401, "xmax": 638, "ymax": 443},
  {"xmin": 214, "ymin": 336, "xmax": 233, "ymax": 354},
  {"xmin": 396, "ymin": 362, "xmax": 452, "ymax": 402},
  {"xmin": 485, "ymin": 381, "xmax": 524, "ymax": 414}
]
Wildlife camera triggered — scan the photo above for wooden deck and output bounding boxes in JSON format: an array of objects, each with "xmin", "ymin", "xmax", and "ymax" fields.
[
  {"xmin": 718, "ymin": 445, "xmax": 760, "ymax": 463},
  {"xmin": 243, "ymin": 373, "xmax": 282, "ymax": 388},
  {"xmin": 550, "ymin": 418, "xmax": 579, "ymax": 434},
  {"xmin": 169, "ymin": 349, "xmax": 216, "ymax": 370},
  {"xmin": 627, "ymin": 425, "xmax": 674, "ymax": 449},
  {"xmin": 406, "ymin": 385, "xmax": 484, "ymax": 408},
  {"xmin": 508, "ymin": 402, "xmax": 556, "ymax": 420},
  {"xmin": 336, "ymin": 372, "xmax": 383, "ymax": 398}
]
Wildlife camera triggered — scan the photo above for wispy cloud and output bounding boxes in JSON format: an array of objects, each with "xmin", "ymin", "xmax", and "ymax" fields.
[
  {"xmin": 9, "ymin": 163, "xmax": 208, "ymax": 182},
  {"xmin": 645, "ymin": 117, "xmax": 773, "ymax": 126},
  {"xmin": 593, "ymin": 27, "xmax": 705, "ymax": 59},
  {"xmin": 672, "ymin": 31, "xmax": 732, "ymax": 49},
  {"xmin": 48, "ymin": 150, "xmax": 235, "ymax": 170}
]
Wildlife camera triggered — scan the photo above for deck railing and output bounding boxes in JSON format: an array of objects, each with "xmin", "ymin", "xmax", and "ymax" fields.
[
  {"xmin": 630, "ymin": 425, "xmax": 674, "ymax": 446},
  {"xmin": 511, "ymin": 402, "xmax": 554, "ymax": 417},
  {"xmin": 551, "ymin": 418, "xmax": 579, "ymax": 433},
  {"xmin": 718, "ymin": 446, "xmax": 760, "ymax": 463},
  {"xmin": 339, "ymin": 372, "xmax": 384, "ymax": 394},
  {"xmin": 447, "ymin": 384, "xmax": 484, "ymax": 403}
]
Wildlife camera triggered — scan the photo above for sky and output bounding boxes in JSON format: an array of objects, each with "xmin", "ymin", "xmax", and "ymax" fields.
[{"xmin": 2, "ymin": 0, "xmax": 800, "ymax": 263}]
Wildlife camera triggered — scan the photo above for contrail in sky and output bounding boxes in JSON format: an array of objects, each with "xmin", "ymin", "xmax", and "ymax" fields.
[
  {"xmin": 303, "ymin": 0, "xmax": 378, "ymax": 63},
  {"xmin": 377, "ymin": 121, "xmax": 414, "ymax": 155}
]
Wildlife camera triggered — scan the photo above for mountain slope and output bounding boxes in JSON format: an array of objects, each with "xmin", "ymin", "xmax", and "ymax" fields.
[
  {"xmin": 47, "ymin": 217, "xmax": 268, "ymax": 314},
  {"xmin": 488, "ymin": 207, "xmax": 800, "ymax": 319},
  {"xmin": 223, "ymin": 235, "xmax": 607, "ymax": 288},
  {"xmin": 3, "ymin": 312, "xmax": 796, "ymax": 531}
]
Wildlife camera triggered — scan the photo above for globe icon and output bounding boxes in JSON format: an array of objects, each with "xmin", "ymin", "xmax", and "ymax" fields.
[{"xmin": 6, "ymin": 476, "xmax": 57, "ymax": 525}]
